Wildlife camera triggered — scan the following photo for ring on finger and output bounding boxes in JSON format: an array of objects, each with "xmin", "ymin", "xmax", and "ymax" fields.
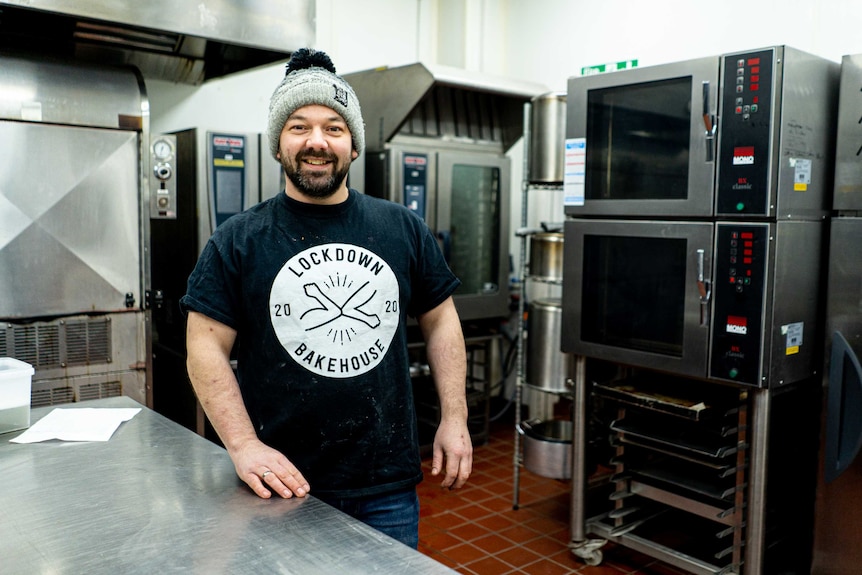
[{"xmin": 262, "ymin": 470, "xmax": 272, "ymax": 479}]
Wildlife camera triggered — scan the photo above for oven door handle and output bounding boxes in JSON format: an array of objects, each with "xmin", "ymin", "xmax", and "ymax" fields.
[
  {"xmin": 696, "ymin": 248, "xmax": 712, "ymax": 326},
  {"xmin": 702, "ymin": 81, "xmax": 717, "ymax": 162}
]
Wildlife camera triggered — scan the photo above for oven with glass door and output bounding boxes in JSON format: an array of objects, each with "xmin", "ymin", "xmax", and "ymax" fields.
[
  {"xmin": 560, "ymin": 46, "xmax": 838, "ymax": 388},
  {"xmin": 564, "ymin": 46, "xmax": 835, "ymax": 221},
  {"xmin": 561, "ymin": 218, "xmax": 824, "ymax": 388},
  {"xmin": 365, "ymin": 143, "xmax": 510, "ymax": 322}
]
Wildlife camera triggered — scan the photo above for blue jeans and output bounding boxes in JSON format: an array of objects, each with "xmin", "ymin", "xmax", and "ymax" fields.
[{"xmin": 318, "ymin": 487, "xmax": 420, "ymax": 549}]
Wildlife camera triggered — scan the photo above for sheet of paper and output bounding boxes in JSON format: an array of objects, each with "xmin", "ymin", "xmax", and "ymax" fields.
[{"xmin": 9, "ymin": 407, "xmax": 141, "ymax": 443}]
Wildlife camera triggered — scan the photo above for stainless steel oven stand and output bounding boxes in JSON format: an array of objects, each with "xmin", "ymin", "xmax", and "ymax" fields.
[
  {"xmin": 568, "ymin": 354, "xmax": 607, "ymax": 566},
  {"xmin": 568, "ymin": 376, "xmax": 775, "ymax": 574},
  {"xmin": 743, "ymin": 387, "xmax": 770, "ymax": 575}
]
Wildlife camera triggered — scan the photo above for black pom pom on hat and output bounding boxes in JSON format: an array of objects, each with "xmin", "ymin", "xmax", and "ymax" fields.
[{"xmin": 285, "ymin": 48, "xmax": 337, "ymax": 75}]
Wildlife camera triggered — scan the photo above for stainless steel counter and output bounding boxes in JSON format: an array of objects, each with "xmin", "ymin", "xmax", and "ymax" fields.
[{"xmin": 0, "ymin": 397, "xmax": 457, "ymax": 575}]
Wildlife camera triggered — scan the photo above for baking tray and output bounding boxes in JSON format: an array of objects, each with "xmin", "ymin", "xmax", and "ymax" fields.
[{"xmin": 593, "ymin": 377, "xmax": 742, "ymax": 422}]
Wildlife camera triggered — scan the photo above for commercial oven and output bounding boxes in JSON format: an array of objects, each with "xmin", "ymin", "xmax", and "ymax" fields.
[
  {"xmin": 562, "ymin": 219, "xmax": 824, "ymax": 388},
  {"xmin": 563, "ymin": 46, "xmax": 833, "ymax": 221},
  {"xmin": 364, "ymin": 145, "xmax": 510, "ymax": 320},
  {"xmin": 0, "ymin": 55, "xmax": 150, "ymax": 407},
  {"xmin": 561, "ymin": 47, "xmax": 839, "ymax": 575},
  {"xmin": 344, "ymin": 63, "xmax": 547, "ymax": 323},
  {"xmin": 149, "ymin": 128, "xmax": 280, "ymax": 433},
  {"xmin": 561, "ymin": 46, "xmax": 837, "ymax": 388}
]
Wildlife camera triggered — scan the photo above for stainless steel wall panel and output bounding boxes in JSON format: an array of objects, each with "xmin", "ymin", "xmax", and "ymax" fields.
[
  {"xmin": 769, "ymin": 46, "xmax": 839, "ymax": 220},
  {"xmin": 0, "ymin": 1, "xmax": 315, "ymax": 84},
  {"xmin": 833, "ymin": 54, "xmax": 862, "ymax": 212},
  {"xmin": 0, "ymin": 56, "xmax": 145, "ymax": 128},
  {"xmin": 0, "ymin": 121, "xmax": 141, "ymax": 319},
  {"xmin": 0, "ymin": 0, "xmax": 314, "ymax": 54},
  {"xmin": 766, "ymin": 220, "xmax": 826, "ymax": 386}
]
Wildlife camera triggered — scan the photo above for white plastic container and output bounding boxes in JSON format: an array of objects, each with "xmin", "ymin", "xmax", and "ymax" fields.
[{"xmin": 0, "ymin": 358, "xmax": 34, "ymax": 434}]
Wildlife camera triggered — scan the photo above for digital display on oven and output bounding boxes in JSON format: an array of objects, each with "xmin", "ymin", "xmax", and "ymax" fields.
[
  {"xmin": 710, "ymin": 223, "xmax": 767, "ymax": 384},
  {"xmin": 716, "ymin": 49, "xmax": 773, "ymax": 216}
]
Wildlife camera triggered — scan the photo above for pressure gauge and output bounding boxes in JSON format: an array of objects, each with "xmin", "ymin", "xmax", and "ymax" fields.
[{"xmin": 152, "ymin": 138, "xmax": 174, "ymax": 161}]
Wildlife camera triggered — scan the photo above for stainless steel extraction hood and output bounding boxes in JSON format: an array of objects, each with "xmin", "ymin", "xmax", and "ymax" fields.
[
  {"xmin": 0, "ymin": 0, "xmax": 315, "ymax": 84},
  {"xmin": 344, "ymin": 63, "xmax": 548, "ymax": 153}
]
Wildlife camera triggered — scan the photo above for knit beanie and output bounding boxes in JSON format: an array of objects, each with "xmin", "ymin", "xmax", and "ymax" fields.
[{"xmin": 267, "ymin": 48, "xmax": 365, "ymax": 160}]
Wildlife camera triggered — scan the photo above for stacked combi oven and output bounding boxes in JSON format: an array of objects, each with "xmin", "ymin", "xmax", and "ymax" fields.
[{"xmin": 561, "ymin": 47, "xmax": 838, "ymax": 574}]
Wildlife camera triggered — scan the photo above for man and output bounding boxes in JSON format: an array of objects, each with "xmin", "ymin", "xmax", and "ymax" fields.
[{"xmin": 180, "ymin": 48, "xmax": 472, "ymax": 549}]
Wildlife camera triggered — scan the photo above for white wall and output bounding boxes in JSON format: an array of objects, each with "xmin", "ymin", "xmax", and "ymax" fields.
[{"xmin": 501, "ymin": 0, "xmax": 862, "ymax": 91}]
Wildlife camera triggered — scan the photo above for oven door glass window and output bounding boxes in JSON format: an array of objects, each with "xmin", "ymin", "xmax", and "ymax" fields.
[
  {"xmin": 582, "ymin": 234, "xmax": 687, "ymax": 356},
  {"xmin": 586, "ymin": 77, "xmax": 692, "ymax": 201},
  {"xmin": 447, "ymin": 164, "xmax": 501, "ymax": 296}
]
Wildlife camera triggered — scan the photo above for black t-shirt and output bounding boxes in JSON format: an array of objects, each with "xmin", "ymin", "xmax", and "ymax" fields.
[{"xmin": 180, "ymin": 190, "xmax": 460, "ymax": 497}]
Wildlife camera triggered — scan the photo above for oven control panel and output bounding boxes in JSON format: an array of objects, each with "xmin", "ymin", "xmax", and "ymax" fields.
[
  {"xmin": 716, "ymin": 48, "xmax": 774, "ymax": 217},
  {"xmin": 710, "ymin": 223, "xmax": 768, "ymax": 385},
  {"xmin": 208, "ymin": 133, "xmax": 248, "ymax": 229},
  {"xmin": 402, "ymin": 153, "xmax": 428, "ymax": 220},
  {"xmin": 149, "ymin": 134, "xmax": 177, "ymax": 220}
]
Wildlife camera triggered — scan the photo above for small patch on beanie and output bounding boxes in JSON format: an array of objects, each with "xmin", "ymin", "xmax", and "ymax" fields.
[{"xmin": 333, "ymin": 84, "xmax": 348, "ymax": 107}]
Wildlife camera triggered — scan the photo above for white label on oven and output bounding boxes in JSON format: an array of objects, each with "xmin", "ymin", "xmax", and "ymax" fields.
[
  {"xmin": 564, "ymin": 138, "xmax": 585, "ymax": 206},
  {"xmin": 783, "ymin": 322, "xmax": 803, "ymax": 355},
  {"xmin": 791, "ymin": 158, "xmax": 811, "ymax": 191}
]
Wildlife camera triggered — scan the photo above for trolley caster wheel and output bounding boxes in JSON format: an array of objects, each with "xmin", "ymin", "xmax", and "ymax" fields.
[
  {"xmin": 582, "ymin": 549, "xmax": 602, "ymax": 566},
  {"xmin": 569, "ymin": 538, "xmax": 607, "ymax": 566}
]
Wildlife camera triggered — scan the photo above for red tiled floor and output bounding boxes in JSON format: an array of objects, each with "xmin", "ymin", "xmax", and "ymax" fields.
[{"xmin": 417, "ymin": 416, "xmax": 686, "ymax": 575}]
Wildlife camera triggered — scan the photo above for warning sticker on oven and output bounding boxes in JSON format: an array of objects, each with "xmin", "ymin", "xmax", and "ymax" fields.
[
  {"xmin": 564, "ymin": 138, "xmax": 585, "ymax": 206},
  {"xmin": 791, "ymin": 158, "xmax": 811, "ymax": 192},
  {"xmin": 783, "ymin": 322, "xmax": 803, "ymax": 355}
]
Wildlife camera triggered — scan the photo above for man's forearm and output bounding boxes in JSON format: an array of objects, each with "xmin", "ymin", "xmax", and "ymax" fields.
[
  {"xmin": 186, "ymin": 312, "xmax": 258, "ymax": 453},
  {"xmin": 419, "ymin": 298, "xmax": 468, "ymax": 421}
]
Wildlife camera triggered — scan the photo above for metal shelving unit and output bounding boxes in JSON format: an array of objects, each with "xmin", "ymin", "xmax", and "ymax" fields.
[
  {"xmin": 587, "ymin": 377, "xmax": 750, "ymax": 574},
  {"xmin": 511, "ymin": 100, "xmax": 568, "ymax": 510}
]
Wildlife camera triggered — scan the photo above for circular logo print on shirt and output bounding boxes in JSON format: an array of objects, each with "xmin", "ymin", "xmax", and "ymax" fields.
[{"xmin": 270, "ymin": 243, "xmax": 400, "ymax": 378}]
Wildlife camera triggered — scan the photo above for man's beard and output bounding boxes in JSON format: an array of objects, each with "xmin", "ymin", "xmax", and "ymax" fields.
[{"xmin": 281, "ymin": 149, "xmax": 351, "ymax": 200}]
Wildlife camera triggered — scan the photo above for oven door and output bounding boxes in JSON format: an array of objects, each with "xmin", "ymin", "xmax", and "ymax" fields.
[
  {"xmin": 436, "ymin": 151, "xmax": 510, "ymax": 320},
  {"xmin": 561, "ymin": 219, "xmax": 714, "ymax": 378},
  {"xmin": 565, "ymin": 56, "xmax": 720, "ymax": 218}
]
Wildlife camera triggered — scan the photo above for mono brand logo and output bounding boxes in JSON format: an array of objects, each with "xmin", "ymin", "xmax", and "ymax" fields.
[
  {"xmin": 726, "ymin": 315, "xmax": 748, "ymax": 335},
  {"xmin": 733, "ymin": 146, "xmax": 755, "ymax": 166}
]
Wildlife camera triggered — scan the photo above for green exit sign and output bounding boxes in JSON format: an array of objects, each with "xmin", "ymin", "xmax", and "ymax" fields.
[{"xmin": 581, "ymin": 60, "xmax": 639, "ymax": 76}]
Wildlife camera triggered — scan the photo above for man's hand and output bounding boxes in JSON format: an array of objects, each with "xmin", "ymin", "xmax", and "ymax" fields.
[
  {"xmin": 229, "ymin": 438, "xmax": 311, "ymax": 499},
  {"xmin": 431, "ymin": 418, "xmax": 473, "ymax": 489}
]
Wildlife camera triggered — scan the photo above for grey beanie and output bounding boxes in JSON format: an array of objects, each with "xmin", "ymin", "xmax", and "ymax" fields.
[{"xmin": 267, "ymin": 48, "xmax": 365, "ymax": 159}]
